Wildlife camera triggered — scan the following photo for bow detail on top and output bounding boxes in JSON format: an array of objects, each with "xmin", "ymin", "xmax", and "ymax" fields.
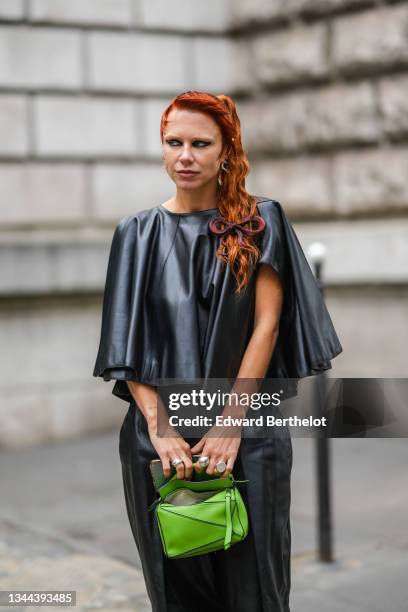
[{"xmin": 208, "ymin": 213, "xmax": 266, "ymax": 246}]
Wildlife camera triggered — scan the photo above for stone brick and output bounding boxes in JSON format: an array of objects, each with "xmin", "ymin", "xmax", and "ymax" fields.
[
  {"xmin": 333, "ymin": 148, "xmax": 408, "ymax": 214},
  {"xmin": 231, "ymin": 0, "xmax": 375, "ymax": 25},
  {"xmin": 239, "ymin": 81, "xmax": 378, "ymax": 154},
  {"xmin": 0, "ymin": 383, "xmax": 120, "ymax": 447},
  {"xmin": 238, "ymin": 97, "xmax": 305, "ymax": 154},
  {"xmin": 0, "ymin": 299, "xmax": 98, "ymax": 386},
  {"xmin": 0, "ymin": 164, "xmax": 85, "ymax": 224},
  {"xmin": 327, "ymin": 287, "xmax": 408, "ymax": 377},
  {"xmin": 302, "ymin": 82, "xmax": 379, "ymax": 147},
  {"xmin": 138, "ymin": 0, "xmax": 230, "ymax": 32},
  {"xmin": 0, "ymin": 96, "xmax": 28, "ymax": 156},
  {"xmin": 332, "ymin": 5, "xmax": 408, "ymax": 74},
  {"xmin": 249, "ymin": 157, "xmax": 333, "ymax": 216},
  {"xmin": 297, "ymin": 217, "xmax": 408, "ymax": 285},
  {"xmin": 91, "ymin": 163, "xmax": 174, "ymax": 219},
  {"xmin": 30, "ymin": 0, "xmax": 132, "ymax": 26},
  {"xmin": 143, "ymin": 98, "xmax": 168, "ymax": 158},
  {"xmin": 0, "ymin": 297, "xmax": 127, "ymax": 446},
  {"xmin": 0, "ymin": 239, "xmax": 111, "ymax": 295},
  {"xmin": 34, "ymin": 96, "xmax": 139, "ymax": 157},
  {"xmin": 0, "ymin": 0, "xmax": 25, "ymax": 20},
  {"xmin": 288, "ymin": 0, "xmax": 375, "ymax": 16},
  {"xmin": 191, "ymin": 37, "xmax": 252, "ymax": 93},
  {"xmin": 231, "ymin": 0, "xmax": 286, "ymax": 26},
  {"xmin": 0, "ymin": 243, "xmax": 50, "ymax": 294},
  {"xmin": 88, "ymin": 31, "xmax": 187, "ymax": 94},
  {"xmin": 378, "ymin": 76, "xmax": 408, "ymax": 139},
  {"xmin": 0, "ymin": 26, "xmax": 81, "ymax": 89},
  {"xmin": 254, "ymin": 23, "xmax": 329, "ymax": 86}
]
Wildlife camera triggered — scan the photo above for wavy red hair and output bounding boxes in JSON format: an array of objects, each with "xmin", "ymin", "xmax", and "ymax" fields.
[{"xmin": 160, "ymin": 90, "xmax": 262, "ymax": 294}]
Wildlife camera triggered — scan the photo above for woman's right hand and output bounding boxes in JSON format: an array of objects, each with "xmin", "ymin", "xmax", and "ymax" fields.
[{"xmin": 148, "ymin": 422, "xmax": 193, "ymax": 480}]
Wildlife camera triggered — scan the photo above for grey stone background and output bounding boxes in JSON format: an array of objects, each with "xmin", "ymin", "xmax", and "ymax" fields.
[
  {"xmin": 1, "ymin": 0, "xmax": 408, "ymax": 448},
  {"xmin": 1, "ymin": 4, "xmax": 408, "ymax": 611}
]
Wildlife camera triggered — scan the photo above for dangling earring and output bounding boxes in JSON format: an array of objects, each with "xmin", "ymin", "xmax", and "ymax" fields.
[{"xmin": 218, "ymin": 159, "xmax": 229, "ymax": 186}]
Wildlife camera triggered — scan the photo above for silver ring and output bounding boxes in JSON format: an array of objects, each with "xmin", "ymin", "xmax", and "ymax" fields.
[
  {"xmin": 198, "ymin": 456, "xmax": 209, "ymax": 468},
  {"xmin": 215, "ymin": 460, "xmax": 227, "ymax": 474},
  {"xmin": 171, "ymin": 458, "xmax": 183, "ymax": 468}
]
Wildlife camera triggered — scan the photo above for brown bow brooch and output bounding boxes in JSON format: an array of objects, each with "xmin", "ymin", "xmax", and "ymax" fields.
[{"xmin": 208, "ymin": 213, "xmax": 266, "ymax": 246}]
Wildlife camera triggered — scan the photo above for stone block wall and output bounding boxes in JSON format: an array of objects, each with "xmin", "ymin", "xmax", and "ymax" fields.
[{"xmin": 0, "ymin": 0, "xmax": 407, "ymax": 447}]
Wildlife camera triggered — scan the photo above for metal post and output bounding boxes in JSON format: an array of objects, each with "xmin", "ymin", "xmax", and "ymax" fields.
[{"xmin": 307, "ymin": 243, "xmax": 334, "ymax": 563}]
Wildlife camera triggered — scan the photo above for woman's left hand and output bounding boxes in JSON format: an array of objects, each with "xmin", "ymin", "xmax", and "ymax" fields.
[{"xmin": 189, "ymin": 422, "xmax": 242, "ymax": 478}]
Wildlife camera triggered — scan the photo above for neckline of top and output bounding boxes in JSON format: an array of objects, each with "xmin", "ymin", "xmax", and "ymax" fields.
[{"xmin": 158, "ymin": 203, "xmax": 219, "ymax": 216}]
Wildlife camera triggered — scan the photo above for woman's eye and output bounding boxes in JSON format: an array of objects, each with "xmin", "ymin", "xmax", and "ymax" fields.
[{"xmin": 166, "ymin": 140, "xmax": 210, "ymax": 147}]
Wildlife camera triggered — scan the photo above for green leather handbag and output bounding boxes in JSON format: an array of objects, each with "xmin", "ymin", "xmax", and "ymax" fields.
[{"xmin": 148, "ymin": 462, "xmax": 249, "ymax": 559}]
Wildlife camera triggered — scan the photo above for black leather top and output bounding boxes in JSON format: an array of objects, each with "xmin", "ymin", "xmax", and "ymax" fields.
[{"xmin": 93, "ymin": 197, "xmax": 342, "ymax": 402}]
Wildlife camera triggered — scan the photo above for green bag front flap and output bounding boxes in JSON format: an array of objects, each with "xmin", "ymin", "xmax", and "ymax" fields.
[{"xmin": 156, "ymin": 487, "xmax": 248, "ymax": 558}]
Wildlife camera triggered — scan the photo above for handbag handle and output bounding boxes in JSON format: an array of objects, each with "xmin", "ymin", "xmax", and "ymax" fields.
[{"xmin": 224, "ymin": 490, "xmax": 232, "ymax": 550}]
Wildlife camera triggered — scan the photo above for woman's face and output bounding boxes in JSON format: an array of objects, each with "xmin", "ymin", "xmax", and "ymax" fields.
[{"xmin": 162, "ymin": 108, "xmax": 225, "ymax": 191}]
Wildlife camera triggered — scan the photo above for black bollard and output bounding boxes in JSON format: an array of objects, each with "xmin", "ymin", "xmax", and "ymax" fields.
[{"xmin": 308, "ymin": 244, "xmax": 334, "ymax": 563}]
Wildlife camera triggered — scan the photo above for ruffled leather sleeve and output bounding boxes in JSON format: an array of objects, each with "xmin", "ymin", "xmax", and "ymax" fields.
[
  {"xmin": 92, "ymin": 216, "xmax": 140, "ymax": 403},
  {"xmin": 256, "ymin": 199, "xmax": 343, "ymax": 378}
]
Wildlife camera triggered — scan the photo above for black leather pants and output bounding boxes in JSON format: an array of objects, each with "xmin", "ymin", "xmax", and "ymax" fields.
[{"xmin": 119, "ymin": 400, "xmax": 292, "ymax": 612}]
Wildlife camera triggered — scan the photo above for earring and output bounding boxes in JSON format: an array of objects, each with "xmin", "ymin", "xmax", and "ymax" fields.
[{"xmin": 218, "ymin": 159, "xmax": 229, "ymax": 187}]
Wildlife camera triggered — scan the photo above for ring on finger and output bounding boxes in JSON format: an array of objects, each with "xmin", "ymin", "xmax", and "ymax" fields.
[
  {"xmin": 215, "ymin": 460, "xmax": 227, "ymax": 474},
  {"xmin": 171, "ymin": 457, "xmax": 184, "ymax": 468},
  {"xmin": 198, "ymin": 456, "xmax": 209, "ymax": 468}
]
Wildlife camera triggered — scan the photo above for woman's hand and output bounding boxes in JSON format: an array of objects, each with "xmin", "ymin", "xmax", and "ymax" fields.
[
  {"xmin": 189, "ymin": 421, "xmax": 242, "ymax": 478},
  {"xmin": 148, "ymin": 421, "xmax": 193, "ymax": 480}
]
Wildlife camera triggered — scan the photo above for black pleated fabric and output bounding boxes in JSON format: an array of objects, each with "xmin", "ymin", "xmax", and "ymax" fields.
[{"xmin": 93, "ymin": 196, "xmax": 343, "ymax": 611}]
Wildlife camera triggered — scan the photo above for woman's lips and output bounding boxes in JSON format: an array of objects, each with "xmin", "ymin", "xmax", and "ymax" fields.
[{"xmin": 177, "ymin": 171, "xmax": 199, "ymax": 176}]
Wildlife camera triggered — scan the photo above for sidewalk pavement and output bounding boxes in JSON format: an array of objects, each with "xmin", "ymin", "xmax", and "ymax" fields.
[{"xmin": 0, "ymin": 431, "xmax": 407, "ymax": 611}]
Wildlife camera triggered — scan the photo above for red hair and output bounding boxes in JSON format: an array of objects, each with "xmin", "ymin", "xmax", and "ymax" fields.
[{"xmin": 160, "ymin": 90, "xmax": 262, "ymax": 293}]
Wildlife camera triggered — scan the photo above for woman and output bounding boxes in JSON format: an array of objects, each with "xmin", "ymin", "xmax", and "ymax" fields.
[{"xmin": 93, "ymin": 91, "xmax": 342, "ymax": 612}]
